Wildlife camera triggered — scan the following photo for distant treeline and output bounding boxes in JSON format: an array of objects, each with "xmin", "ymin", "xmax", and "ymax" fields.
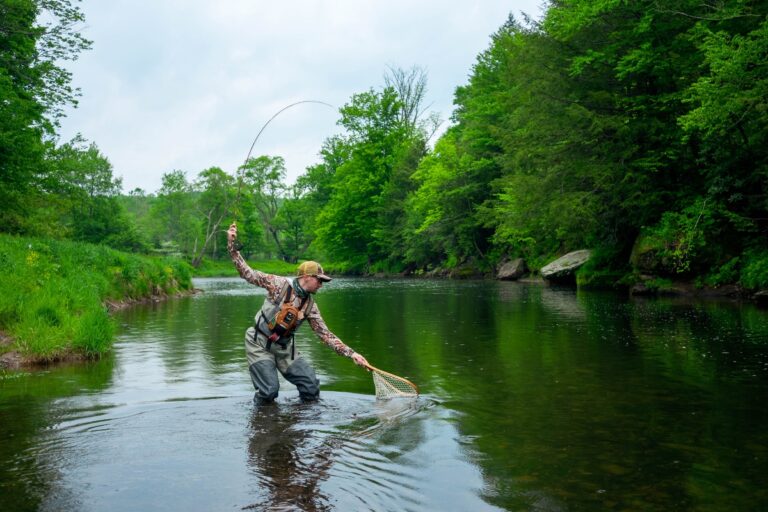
[{"xmin": 2, "ymin": 1, "xmax": 767, "ymax": 289}]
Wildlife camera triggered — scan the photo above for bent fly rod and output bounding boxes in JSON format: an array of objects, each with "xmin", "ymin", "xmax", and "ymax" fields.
[{"xmin": 232, "ymin": 99, "xmax": 336, "ymax": 221}]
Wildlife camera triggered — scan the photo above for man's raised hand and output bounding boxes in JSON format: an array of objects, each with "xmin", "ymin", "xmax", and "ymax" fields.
[{"xmin": 227, "ymin": 223, "xmax": 238, "ymax": 243}]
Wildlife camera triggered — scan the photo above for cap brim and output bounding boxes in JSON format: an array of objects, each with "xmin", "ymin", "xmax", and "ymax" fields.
[{"xmin": 317, "ymin": 273, "xmax": 332, "ymax": 282}]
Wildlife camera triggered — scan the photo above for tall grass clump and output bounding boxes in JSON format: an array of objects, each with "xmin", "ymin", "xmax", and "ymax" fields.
[{"xmin": 0, "ymin": 234, "xmax": 193, "ymax": 361}]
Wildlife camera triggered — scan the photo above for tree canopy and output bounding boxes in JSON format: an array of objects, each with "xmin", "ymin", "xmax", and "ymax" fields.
[
  {"xmin": 3, "ymin": 1, "xmax": 767, "ymax": 288},
  {"xmin": 0, "ymin": 0, "xmax": 91, "ymax": 232}
]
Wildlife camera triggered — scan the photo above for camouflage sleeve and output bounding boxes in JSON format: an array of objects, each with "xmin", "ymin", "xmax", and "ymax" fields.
[
  {"xmin": 228, "ymin": 238, "xmax": 286, "ymax": 300},
  {"xmin": 305, "ymin": 302, "xmax": 356, "ymax": 358}
]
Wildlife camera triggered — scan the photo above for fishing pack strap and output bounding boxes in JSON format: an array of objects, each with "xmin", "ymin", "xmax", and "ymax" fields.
[{"xmin": 265, "ymin": 285, "xmax": 309, "ymax": 350}]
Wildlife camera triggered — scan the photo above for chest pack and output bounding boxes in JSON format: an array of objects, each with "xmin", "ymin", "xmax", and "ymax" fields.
[{"xmin": 257, "ymin": 283, "xmax": 313, "ymax": 349}]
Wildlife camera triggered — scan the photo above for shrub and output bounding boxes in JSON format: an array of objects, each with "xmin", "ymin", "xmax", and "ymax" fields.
[
  {"xmin": 703, "ymin": 257, "xmax": 741, "ymax": 287},
  {"xmin": 631, "ymin": 199, "xmax": 754, "ymax": 276},
  {"xmin": 741, "ymin": 250, "xmax": 768, "ymax": 290}
]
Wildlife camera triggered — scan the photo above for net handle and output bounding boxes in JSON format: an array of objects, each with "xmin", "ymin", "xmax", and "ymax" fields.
[{"xmin": 363, "ymin": 363, "xmax": 420, "ymax": 395}]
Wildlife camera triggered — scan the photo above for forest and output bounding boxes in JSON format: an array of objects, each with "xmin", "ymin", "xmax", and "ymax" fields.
[{"xmin": 3, "ymin": 0, "xmax": 768, "ymax": 292}]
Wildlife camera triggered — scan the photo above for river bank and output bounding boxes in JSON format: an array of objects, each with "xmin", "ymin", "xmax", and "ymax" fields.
[
  {"xmin": 0, "ymin": 235, "xmax": 195, "ymax": 369},
  {"xmin": 185, "ymin": 245, "xmax": 768, "ymax": 314},
  {"xmin": 193, "ymin": 255, "xmax": 767, "ymax": 302},
  {"xmin": 0, "ymin": 288, "xmax": 199, "ymax": 370}
]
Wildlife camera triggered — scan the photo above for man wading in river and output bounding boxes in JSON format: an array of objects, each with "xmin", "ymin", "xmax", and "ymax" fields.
[{"xmin": 227, "ymin": 223, "xmax": 369, "ymax": 403}]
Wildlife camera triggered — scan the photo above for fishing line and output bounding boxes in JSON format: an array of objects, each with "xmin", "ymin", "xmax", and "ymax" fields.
[{"xmin": 232, "ymin": 100, "xmax": 336, "ymax": 221}]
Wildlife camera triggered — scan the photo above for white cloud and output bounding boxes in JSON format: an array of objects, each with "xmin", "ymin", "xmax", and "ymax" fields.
[{"xmin": 59, "ymin": 0, "xmax": 544, "ymax": 193}]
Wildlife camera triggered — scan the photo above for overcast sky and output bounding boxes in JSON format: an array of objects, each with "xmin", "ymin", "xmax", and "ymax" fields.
[{"xmin": 58, "ymin": 1, "xmax": 544, "ymax": 193}]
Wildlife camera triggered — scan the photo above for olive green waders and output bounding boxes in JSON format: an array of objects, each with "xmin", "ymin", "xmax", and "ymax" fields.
[{"xmin": 244, "ymin": 326, "xmax": 320, "ymax": 403}]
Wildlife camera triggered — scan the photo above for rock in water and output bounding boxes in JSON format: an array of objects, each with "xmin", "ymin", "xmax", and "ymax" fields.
[
  {"xmin": 541, "ymin": 250, "xmax": 591, "ymax": 283},
  {"xmin": 497, "ymin": 258, "xmax": 528, "ymax": 280}
]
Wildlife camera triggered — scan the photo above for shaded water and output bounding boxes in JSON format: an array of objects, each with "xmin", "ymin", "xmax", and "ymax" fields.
[{"xmin": 1, "ymin": 278, "xmax": 767, "ymax": 511}]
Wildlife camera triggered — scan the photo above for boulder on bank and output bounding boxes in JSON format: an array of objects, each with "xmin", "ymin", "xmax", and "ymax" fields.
[
  {"xmin": 497, "ymin": 258, "xmax": 528, "ymax": 280},
  {"xmin": 541, "ymin": 250, "xmax": 591, "ymax": 283}
]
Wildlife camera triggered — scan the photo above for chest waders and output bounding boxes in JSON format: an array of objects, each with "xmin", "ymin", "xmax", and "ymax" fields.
[
  {"xmin": 247, "ymin": 281, "xmax": 320, "ymax": 403},
  {"xmin": 255, "ymin": 282, "xmax": 313, "ymax": 360}
]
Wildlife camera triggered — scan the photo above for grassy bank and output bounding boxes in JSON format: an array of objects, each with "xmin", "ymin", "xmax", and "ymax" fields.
[
  {"xmin": 0, "ymin": 235, "xmax": 193, "ymax": 363},
  {"xmin": 194, "ymin": 258, "xmax": 309, "ymax": 277}
]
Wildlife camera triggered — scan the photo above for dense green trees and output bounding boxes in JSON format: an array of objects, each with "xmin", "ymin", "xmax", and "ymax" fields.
[
  {"xmin": 3, "ymin": 1, "xmax": 766, "ymax": 288},
  {"xmin": 191, "ymin": 166, "xmax": 234, "ymax": 266},
  {"xmin": 396, "ymin": 1, "xmax": 768, "ymax": 286},
  {"xmin": 314, "ymin": 88, "xmax": 412, "ymax": 269},
  {"xmin": 0, "ymin": 0, "xmax": 90, "ymax": 233},
  {"xmin": 0, "ymin": 0, "xmax": 142, "ymax": 252},
  {"xmin": 300, "ymin": 67, "xmax": 435, "ymax": 272},
  {"xmin": 42, "ymin": 136, "xmax": 145, "ymax": 251},
  {"xmin": 297, "ymin": 0, "xmax": 765, "ymax": 286}
]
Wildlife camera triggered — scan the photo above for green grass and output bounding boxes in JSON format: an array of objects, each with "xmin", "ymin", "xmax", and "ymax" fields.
[
  {"xmin": 0, "ymin": 234, "xmax": 193, "ymax": 361},
  {"xmin": 194, "ymin": 257, "xmax": 315, "ymax": 277}
]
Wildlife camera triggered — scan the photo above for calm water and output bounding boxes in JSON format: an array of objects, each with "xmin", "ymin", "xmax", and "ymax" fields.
[{"xmin": 1, "ymin": 278, "xmax": 767, "ymax": 511}]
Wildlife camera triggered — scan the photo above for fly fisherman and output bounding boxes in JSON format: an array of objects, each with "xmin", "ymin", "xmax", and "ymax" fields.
[{"xmin": 227, "ymin": 223, "xmax": 369, "ymax": 403}]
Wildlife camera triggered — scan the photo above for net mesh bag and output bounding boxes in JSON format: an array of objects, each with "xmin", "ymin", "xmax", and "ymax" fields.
[{"xmin": 369, "ymin": 366, "xmax": 419, "ymax": 399}]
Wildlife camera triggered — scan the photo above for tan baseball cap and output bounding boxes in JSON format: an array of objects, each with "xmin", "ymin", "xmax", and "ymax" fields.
[{"xmin": 297, "ymin": 261, "xmax": 332, "ymax": 282}]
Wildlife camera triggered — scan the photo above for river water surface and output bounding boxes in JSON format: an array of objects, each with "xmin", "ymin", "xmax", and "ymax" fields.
[{"xmin": 1, "ymin": 277, "xmax": 767, "ymax": 511}]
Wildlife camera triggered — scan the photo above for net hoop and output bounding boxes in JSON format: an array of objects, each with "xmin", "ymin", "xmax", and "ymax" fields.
[{"xmin": 365, "ymin": 363, "xmax": 419, "ymax": 399}]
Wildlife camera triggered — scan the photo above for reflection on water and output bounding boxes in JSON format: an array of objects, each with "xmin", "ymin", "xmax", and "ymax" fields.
[
  {"xmin": 1, "ymin": 278, "xmax": 767, "ymax": 511},
  {"xmin": 245, "ymin": 403, "xmax": 336, "ymax": 511},
  {"xmin": 243, "ymin": 396, "xmax": 432, "ymax": 511}
]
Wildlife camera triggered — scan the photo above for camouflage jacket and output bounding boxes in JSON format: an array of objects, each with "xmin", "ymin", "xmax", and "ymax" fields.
[{"xmin": 228, "ymin": 239, "xmax": 356, "ymax": 358}]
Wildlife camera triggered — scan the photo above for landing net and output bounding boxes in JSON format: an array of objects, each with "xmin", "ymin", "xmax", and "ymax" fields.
[{"xmin": 368, "ymin": 365, "xmax": 419, "ymax": 399}]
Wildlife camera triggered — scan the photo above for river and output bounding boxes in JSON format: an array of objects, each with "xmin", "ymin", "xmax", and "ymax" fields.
[{"xmin": 1, "ymin": 277, "xmax": 767, "ymax": 511}]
